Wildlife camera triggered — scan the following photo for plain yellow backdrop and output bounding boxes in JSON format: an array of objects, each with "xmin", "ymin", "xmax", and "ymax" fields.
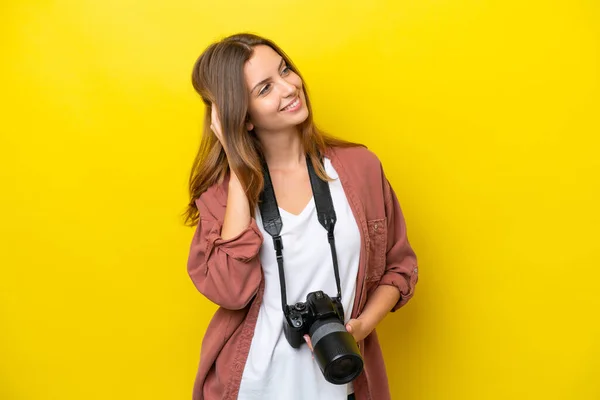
[{"xmin": 1, "ymin": 0, "xmax": 599, "ymax": 399}]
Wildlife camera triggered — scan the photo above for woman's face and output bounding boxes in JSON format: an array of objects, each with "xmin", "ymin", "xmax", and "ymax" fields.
[{"xmin": 244, "ymin": 45, "xmax": 309, "ymax": 133}]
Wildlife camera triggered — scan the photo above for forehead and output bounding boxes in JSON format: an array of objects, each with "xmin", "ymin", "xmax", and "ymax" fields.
[{"xmin": 244, "ymin": 45, "xmax": 282, "ymax": 87}]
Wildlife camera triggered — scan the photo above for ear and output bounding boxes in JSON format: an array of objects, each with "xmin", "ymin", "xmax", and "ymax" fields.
[{"xmin": 245, "ymin": 121, "xmax": 254, "ymax": 131}]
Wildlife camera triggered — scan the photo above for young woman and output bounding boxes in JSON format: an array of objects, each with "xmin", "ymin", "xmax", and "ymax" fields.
[{"xmin": 184, "ymin": 33, "xmax": 418, "ymax": 400}]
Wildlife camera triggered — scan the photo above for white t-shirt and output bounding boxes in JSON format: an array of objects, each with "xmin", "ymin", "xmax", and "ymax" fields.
[{"xmin": 238, "ymin": 158, "xmax": 361, "ymax": 400}]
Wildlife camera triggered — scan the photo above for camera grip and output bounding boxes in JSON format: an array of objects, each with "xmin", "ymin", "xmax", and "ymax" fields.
[{"xmin": 283, "ymin": 312, "xmax": 306, "ymax": 348}]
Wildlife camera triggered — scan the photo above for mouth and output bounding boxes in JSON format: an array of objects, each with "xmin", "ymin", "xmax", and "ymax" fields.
[{"xmin": 280, "ymin": 96, "xmax": 301, "ymax": 112}]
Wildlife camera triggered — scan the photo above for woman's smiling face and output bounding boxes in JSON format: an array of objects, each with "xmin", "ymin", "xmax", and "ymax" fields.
[{"xmin": 244, "ymin": 45, "xmax": 309, "ymax": 134}]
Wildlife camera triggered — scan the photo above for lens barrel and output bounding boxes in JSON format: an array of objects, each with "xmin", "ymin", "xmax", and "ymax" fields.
[{"xmin": 309, "ymin": 317, "xmax": 364, "ymax": 384}]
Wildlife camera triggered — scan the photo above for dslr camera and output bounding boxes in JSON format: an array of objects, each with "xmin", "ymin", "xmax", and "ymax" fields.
[{"xmin": 284, "ymin": 290, "xmax": 364, "ymax": 384}]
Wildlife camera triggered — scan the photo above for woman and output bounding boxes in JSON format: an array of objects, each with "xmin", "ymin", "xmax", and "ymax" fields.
[{"xmin": 184, "ymin": 33, "xmax": 418, "ymax": 400}]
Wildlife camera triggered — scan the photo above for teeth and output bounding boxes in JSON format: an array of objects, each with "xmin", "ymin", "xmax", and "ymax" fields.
[{"xmin": 282, "ymin": 98, "xmax": 299, "ymax": 111}]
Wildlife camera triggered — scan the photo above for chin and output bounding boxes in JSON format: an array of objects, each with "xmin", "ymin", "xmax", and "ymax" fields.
[
  {"xmin": 294, "ymin": 108, "xmax": 310, "ymax": 125},
  {"xmin": 259, "ymin": 108, "xmax": 310, "ymax": 132}
]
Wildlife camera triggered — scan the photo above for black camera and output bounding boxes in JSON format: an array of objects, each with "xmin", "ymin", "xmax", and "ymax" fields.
[{"xmin": 284, "ymin": 290, "xmax": 364, "ymax": 384}]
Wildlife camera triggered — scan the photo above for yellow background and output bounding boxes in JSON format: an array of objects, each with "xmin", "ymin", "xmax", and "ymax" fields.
[{"xmin": 1, "ymin": 0, "xmax": 599, "ymax": 399}]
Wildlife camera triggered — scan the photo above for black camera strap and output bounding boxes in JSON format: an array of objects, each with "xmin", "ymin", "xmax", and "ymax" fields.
[{"xmin": 258, "ymin": 155, "xmax": 342, "ymax": 314}]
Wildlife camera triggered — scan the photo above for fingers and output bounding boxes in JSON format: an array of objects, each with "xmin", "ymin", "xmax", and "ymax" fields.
[
  {"xmin": 211, "ymin": 104, "xmax": 221, "ymax": 129},
  {"xmin": 303, "ymin": 334, "xmax": 313, "ymax": 351},
  {"xmin": 210, "ymin": 104, "xmax": 219, "ymax": 126},
  {"xmin": 345, "ymin": 319, "xmax": 362, "ymax": 342},
  {"xmin": 303, "ymin": 334, "xmax": 314, "ymax": 359},
  {"xmin": 209, "ymin": 104, "xmax": 223, "ymax": 143},
  {"xmin": 346, "ymin": 319, "xmax": 355, "ymax": 333}
]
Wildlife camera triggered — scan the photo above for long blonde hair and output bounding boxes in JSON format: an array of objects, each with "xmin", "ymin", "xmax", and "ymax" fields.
[{"xmin": 184, "ymin": 33, "xmax": 361, "ymax": 227}]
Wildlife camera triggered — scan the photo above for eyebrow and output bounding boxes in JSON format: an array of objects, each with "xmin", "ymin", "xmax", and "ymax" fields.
[{"xmin": 251, "ymin": 57, "xmax": 286, "ymax": 94}]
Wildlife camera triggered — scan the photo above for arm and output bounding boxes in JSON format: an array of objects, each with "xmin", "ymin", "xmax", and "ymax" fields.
[
  {"xmin": 221, "ymin": 172, "xmax": 252, "ymax": 240},
  {"xmin": 346, "ymin": 285, "xmax": 401, "ymax": 341},
  {"xmin": 187, "ymin": 179, "xmax": 263, "ymax": 310},
  {"xmin": 377, "ymin": 177, "xmax": 418, "ymax": 311},
  {"xmin": 347, "ymin": 176, "xmax": 419, "ymax": 341}
]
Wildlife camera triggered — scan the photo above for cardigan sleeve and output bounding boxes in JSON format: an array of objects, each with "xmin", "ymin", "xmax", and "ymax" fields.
[
  {"xmin": 377, "ymin": 175, "xmax": 419, "ymax": 311},
  {"xmin": 187, "ymin": 194, "xmax": 264, "ymax": 310}
]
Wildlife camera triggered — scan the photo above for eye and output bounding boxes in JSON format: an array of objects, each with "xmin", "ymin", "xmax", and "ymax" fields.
[
  {"xmin": 259, "ymin": 83, "xmax": 272, "ymax": 96},
  {"xmin": 281, "ymin": 65, "xmax": 291, "ymax": 75}
]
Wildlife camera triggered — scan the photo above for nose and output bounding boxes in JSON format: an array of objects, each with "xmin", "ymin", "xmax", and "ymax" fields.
[{"xmin": 278, "ymin": 77, "xmax": 296, "ymax": 98}]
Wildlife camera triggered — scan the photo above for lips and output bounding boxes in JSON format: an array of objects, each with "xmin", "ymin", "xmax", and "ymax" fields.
[{"xmin": 280, "ymin": 96, "xmax": 299, "ymax": 111}]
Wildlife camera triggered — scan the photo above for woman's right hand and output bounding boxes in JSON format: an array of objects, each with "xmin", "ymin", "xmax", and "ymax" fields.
[
  {"xmin": 209, "ymin": 104, "xmax": 251, "ymax": 239},
  {"xmin": 210, "ymin": 104, "xmax": 226, "ymax": 150},
  {"xmin": 210, "ymin": 104, "xmax": 240, "ymax": 183}
]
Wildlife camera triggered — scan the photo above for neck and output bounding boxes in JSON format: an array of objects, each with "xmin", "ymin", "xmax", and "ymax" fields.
[{"xmin": 256, "ymin": 127, "xmax": 305, "ymax": 170}]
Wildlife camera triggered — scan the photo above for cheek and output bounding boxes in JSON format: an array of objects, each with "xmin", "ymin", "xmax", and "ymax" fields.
[
  {"xmin": 248, "ymin": 99, "xmax": 280, "ymax": 124},
  {"xmin": 266, "ymin": 97, "xmax": 281, "ymax": 113},
  {"xmin": 255, "ymin": 98, "xmax": 280, "ymax": 118}
]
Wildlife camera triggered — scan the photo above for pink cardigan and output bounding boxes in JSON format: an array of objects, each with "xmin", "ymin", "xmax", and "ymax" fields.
[{"xmin": 187, "ymin": 145, "xmax": 419, "ymax": 400}]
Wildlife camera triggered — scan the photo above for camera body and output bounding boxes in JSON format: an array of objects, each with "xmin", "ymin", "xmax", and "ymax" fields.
[{"xmin": 283, "ymin": 290, "xmax": 345, "ymax": 348}]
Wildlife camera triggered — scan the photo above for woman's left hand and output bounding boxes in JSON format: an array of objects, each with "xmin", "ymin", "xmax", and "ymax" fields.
[
  {"xmin": 303, "ymin": 318, "xmax": 372, "ymax": 355},
  {"xmin": 345, "ymin": 318, "xmax": 373, "ymax": 343}
]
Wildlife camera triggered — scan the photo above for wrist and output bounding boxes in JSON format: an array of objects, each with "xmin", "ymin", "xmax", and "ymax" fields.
[
  {"xmin": 228, "ymin": 169, "xmax": 241, "ymax": 187},
  {"xmin": 356, "ymin": 314, "xmax": 376, "ymax": 335}
]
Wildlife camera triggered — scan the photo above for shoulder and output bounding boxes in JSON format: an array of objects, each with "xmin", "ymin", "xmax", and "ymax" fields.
[
  {"xmin": 327, "ymin": 144, "xmax": 390, "ymax": 220},
  {"xmin": 326, "ymin": 144, "xmax": 384, "ymax": 177},
  {"xmin": 327, "ymin": 144, "xmax": 378, "ymax": 162}
]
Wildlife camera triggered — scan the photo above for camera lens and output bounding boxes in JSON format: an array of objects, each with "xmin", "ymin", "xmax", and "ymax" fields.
[
  {"xmin": 328, "ymin": 355, "xmax": 362, "ymax": 382},
  {"xmin": 308, "ymin": 317, "xmax": 364, "ymax": 384}
]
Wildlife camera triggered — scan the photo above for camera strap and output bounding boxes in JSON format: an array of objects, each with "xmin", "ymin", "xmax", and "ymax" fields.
[{"xmin": 258, "ymin": 154, "xmax": 342, "ymax": 314}]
